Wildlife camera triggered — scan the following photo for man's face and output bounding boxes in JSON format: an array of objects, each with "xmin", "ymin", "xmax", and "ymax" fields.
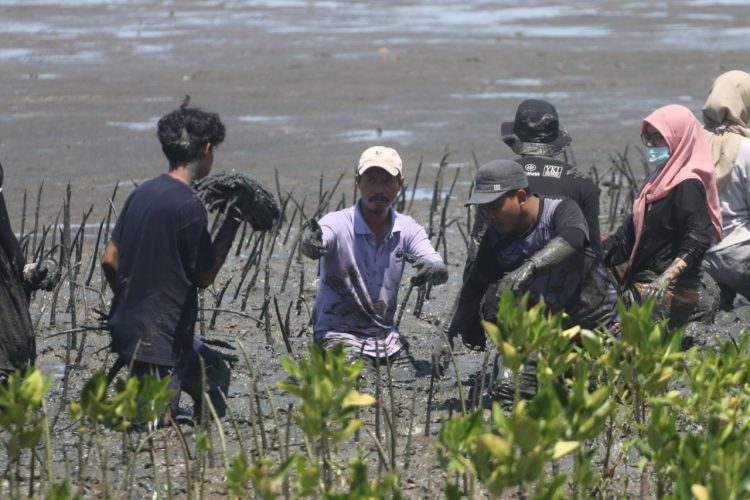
[
  {"xmin": 356, "ymin": 167, "xmax": 403, "ymax": 215},
  {"xmin": 479, "ymin": 190, "xmax": 525, "ymax": 235}
]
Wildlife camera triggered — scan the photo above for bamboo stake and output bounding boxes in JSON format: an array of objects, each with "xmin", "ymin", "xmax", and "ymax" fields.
[{"xmin": 407, "ymin": 156, "xmax": 423, "ymax": 213}]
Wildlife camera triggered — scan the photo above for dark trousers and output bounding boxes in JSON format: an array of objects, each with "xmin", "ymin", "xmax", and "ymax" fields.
[{"xmin": 127, "ymin": 339, "xmax": 231, "ymax": 421}]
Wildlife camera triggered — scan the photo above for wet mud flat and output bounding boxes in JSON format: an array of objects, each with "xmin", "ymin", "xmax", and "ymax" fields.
[
  {"xmin": 0, "ymin": 163, "xmax": 746, "ymax": 498},
  {"xmin": 2, "ymin": 0, "xmax": 750, "ymax": 496},
  {"xmin": 2, "ymin": 0, "xmax": 750, "ymax": 223}
]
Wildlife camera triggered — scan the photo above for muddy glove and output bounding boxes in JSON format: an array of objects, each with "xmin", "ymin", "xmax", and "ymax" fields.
[
  {"xmin": 502, "ymin": 236, "xmax": 576, "ymax": 293},
  {"xmin": 406, "ymin": 253, "xmax": 448, "ymax": 287},
  {"xmin": 643, "ymin": 274, "xmax": 671, "ymax": 303},
  {"xmin": 430, "ymin": 335, "xmax": 452, "ymax": 378},
  {"xmin": 301, "ymin": 218, "xmax": 327, "ymax": 259},
  {"xmin": 500, "ymin": 260, "xmax": 536, "ymax": 294},
  {"xmin": 447, "ymin": 304, "xmax": 486, "ymax": 351},
  {"xmin": 643, "ymin": 257, "xmax": 686, "ymax": 304},
  {"xmin": 23, "ymin": 259, "xmax": 60, "ymax": 291}
]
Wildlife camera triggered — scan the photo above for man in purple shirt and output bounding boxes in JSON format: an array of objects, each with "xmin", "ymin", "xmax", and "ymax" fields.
[{"xmin": 301, "ymin": 146, "xmax": 448, "ymax": 362}]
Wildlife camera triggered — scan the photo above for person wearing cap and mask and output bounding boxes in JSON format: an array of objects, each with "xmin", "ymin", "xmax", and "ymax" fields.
[
  {"xmin": 601, "ymin": 104, "xmax": 722, "ymax": 327},
  {"xmin": 301, "ymin": 146, "xmax": 448, "ymax": 363},
  {"xmin": 448, "ymin": 159, "xmax": 618, "ymax": 351},
  {"xmin": 0, "ymin": 162, "xmax": 60, "ymax": 381},
  {"xmin": 701, "ymin": 71, "xmax": 750, "ymax": 310}
]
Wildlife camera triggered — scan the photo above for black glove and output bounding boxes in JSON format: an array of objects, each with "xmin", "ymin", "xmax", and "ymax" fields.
[
  {"xmin": 405, "ymin": 253, "xmax": 448, "ymax": 287},
  {"xmin": 499, "ymin": 260, "xmax": 536, "ymax": 293},
  {"xmin": 447, "ymin": 306, "xmax": 486, "ymax": 351},
  {"xmin": 300, "ymin": 219, "xmax": 327, "ymax": 259},
  {"xmin": 23, "ymin": 259, "xmax": 60, "ymax": 291}
]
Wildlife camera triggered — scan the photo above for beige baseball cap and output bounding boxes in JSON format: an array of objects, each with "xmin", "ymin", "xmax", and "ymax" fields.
[{"xmin": 357, "ymin": 146, "xmax": 403, "ymax": 176}]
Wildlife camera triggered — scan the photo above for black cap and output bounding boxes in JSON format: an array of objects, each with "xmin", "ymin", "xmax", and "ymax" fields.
[
  {"xmin": 501, "ymin": 99, "xmax": 572, "ymax": 152},
  {"xmin": 465, "ymin": 160, "xmax": 528, "ymax": 206}
]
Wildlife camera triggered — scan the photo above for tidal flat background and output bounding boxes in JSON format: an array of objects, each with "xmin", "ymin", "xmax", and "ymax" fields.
[{"xmin": 1, "ymin": 0, "xmax": 749, "ymax": 218}]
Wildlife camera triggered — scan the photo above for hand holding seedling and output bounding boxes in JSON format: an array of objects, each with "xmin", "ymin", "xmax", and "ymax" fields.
[{"xmin": 405, "ymin": 252, "xmax": 448, "ymax": 287}]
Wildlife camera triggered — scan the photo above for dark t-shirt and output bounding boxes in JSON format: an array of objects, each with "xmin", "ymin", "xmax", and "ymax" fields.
[
  {"xmin": 602, "ymin": 179, "xmax": 713, "ymax": 287},
  {"xmin": 463, "ymin": 196, "xmax": 617, "ymax": 329},
  {"xmin": 518, "ymin": 156, "xmax": 600, "ymax": 245},
  {"xmin": 108, "ymin": 174, "xmax": 213, "ymax": 366},
  {"xmin": 471, "ymin": 156, "xmax": 601, "ymax": 248}
]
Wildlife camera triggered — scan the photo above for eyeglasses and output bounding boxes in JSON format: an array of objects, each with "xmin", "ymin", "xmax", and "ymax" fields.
[{"xmin": 641, "ymin": 131, "xmax": 666, "ymax": 147}]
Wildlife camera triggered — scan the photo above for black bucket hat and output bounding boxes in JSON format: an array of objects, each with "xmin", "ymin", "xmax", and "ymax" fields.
[{"xmin": 501, "ymin": 99, "xmax": 572, "ymax": 155}]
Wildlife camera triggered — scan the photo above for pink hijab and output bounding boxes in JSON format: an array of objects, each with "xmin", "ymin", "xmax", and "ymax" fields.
[{"xmin": 629, "ymin": 104, "xmax": 722, "ymax": 267}]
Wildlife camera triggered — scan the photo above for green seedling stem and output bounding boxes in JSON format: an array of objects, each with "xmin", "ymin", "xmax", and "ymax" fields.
[
  {"xmin": 170, "ymin": 420, "xmax": 194, "ymax": 500},
  {"xmin": 384, "ymin": 351, "xmax": 397, "ymax": 471},
  {"xmin": 205, "ymin": 393, "xmax": 230, "ymax": 472},
  {"xmin": 403, "ymin": 389, "xmax": 417, "ymax": 470},
  {"xmin": 164, "ymin": 434, "xmax": 174, "ymax": 500},
  {"xmin": 260, "ymin": 380, "xmax": 285, "ymax": 459},
  {"xmin": 425, "ymin": 368, "xmax": 435, "ymax": 437}
]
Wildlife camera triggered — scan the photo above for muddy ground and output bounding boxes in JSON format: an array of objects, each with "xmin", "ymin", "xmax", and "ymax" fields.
[
  {"xmin": 1, "ymin": 174, "xmax": 748, "ymax": 499},
  {"xmin": 2, "ymin": 1, "xmax": 750, "ymax": 497}
]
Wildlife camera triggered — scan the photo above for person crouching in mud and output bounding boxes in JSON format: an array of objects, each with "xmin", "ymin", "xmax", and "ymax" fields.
[
  {"xmin": 0, "ymin": 162, "xmax": 59, "ymax": 381},
  {"xmin": 448, "ymin": 159, "xmax": 618, "ymax": 350},
  {"xmin": 445, "ymin": 160, "xmax": 619, "ymax": 402},
  {"xmin": 602, "ymin": 104, "xmax": 722, "ymax": 328},
  {"xmin": 101, "ymin": 100, "xmax": 250, "ymax": 426},
  {"xmin": 300, "ymin": 146, "xmax": 448, "ymax": 367}
]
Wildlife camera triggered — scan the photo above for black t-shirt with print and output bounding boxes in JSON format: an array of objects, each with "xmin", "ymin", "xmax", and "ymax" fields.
[{"xmin": 517, "ymin": 156, "xmax": 601, "ymax": 246}]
